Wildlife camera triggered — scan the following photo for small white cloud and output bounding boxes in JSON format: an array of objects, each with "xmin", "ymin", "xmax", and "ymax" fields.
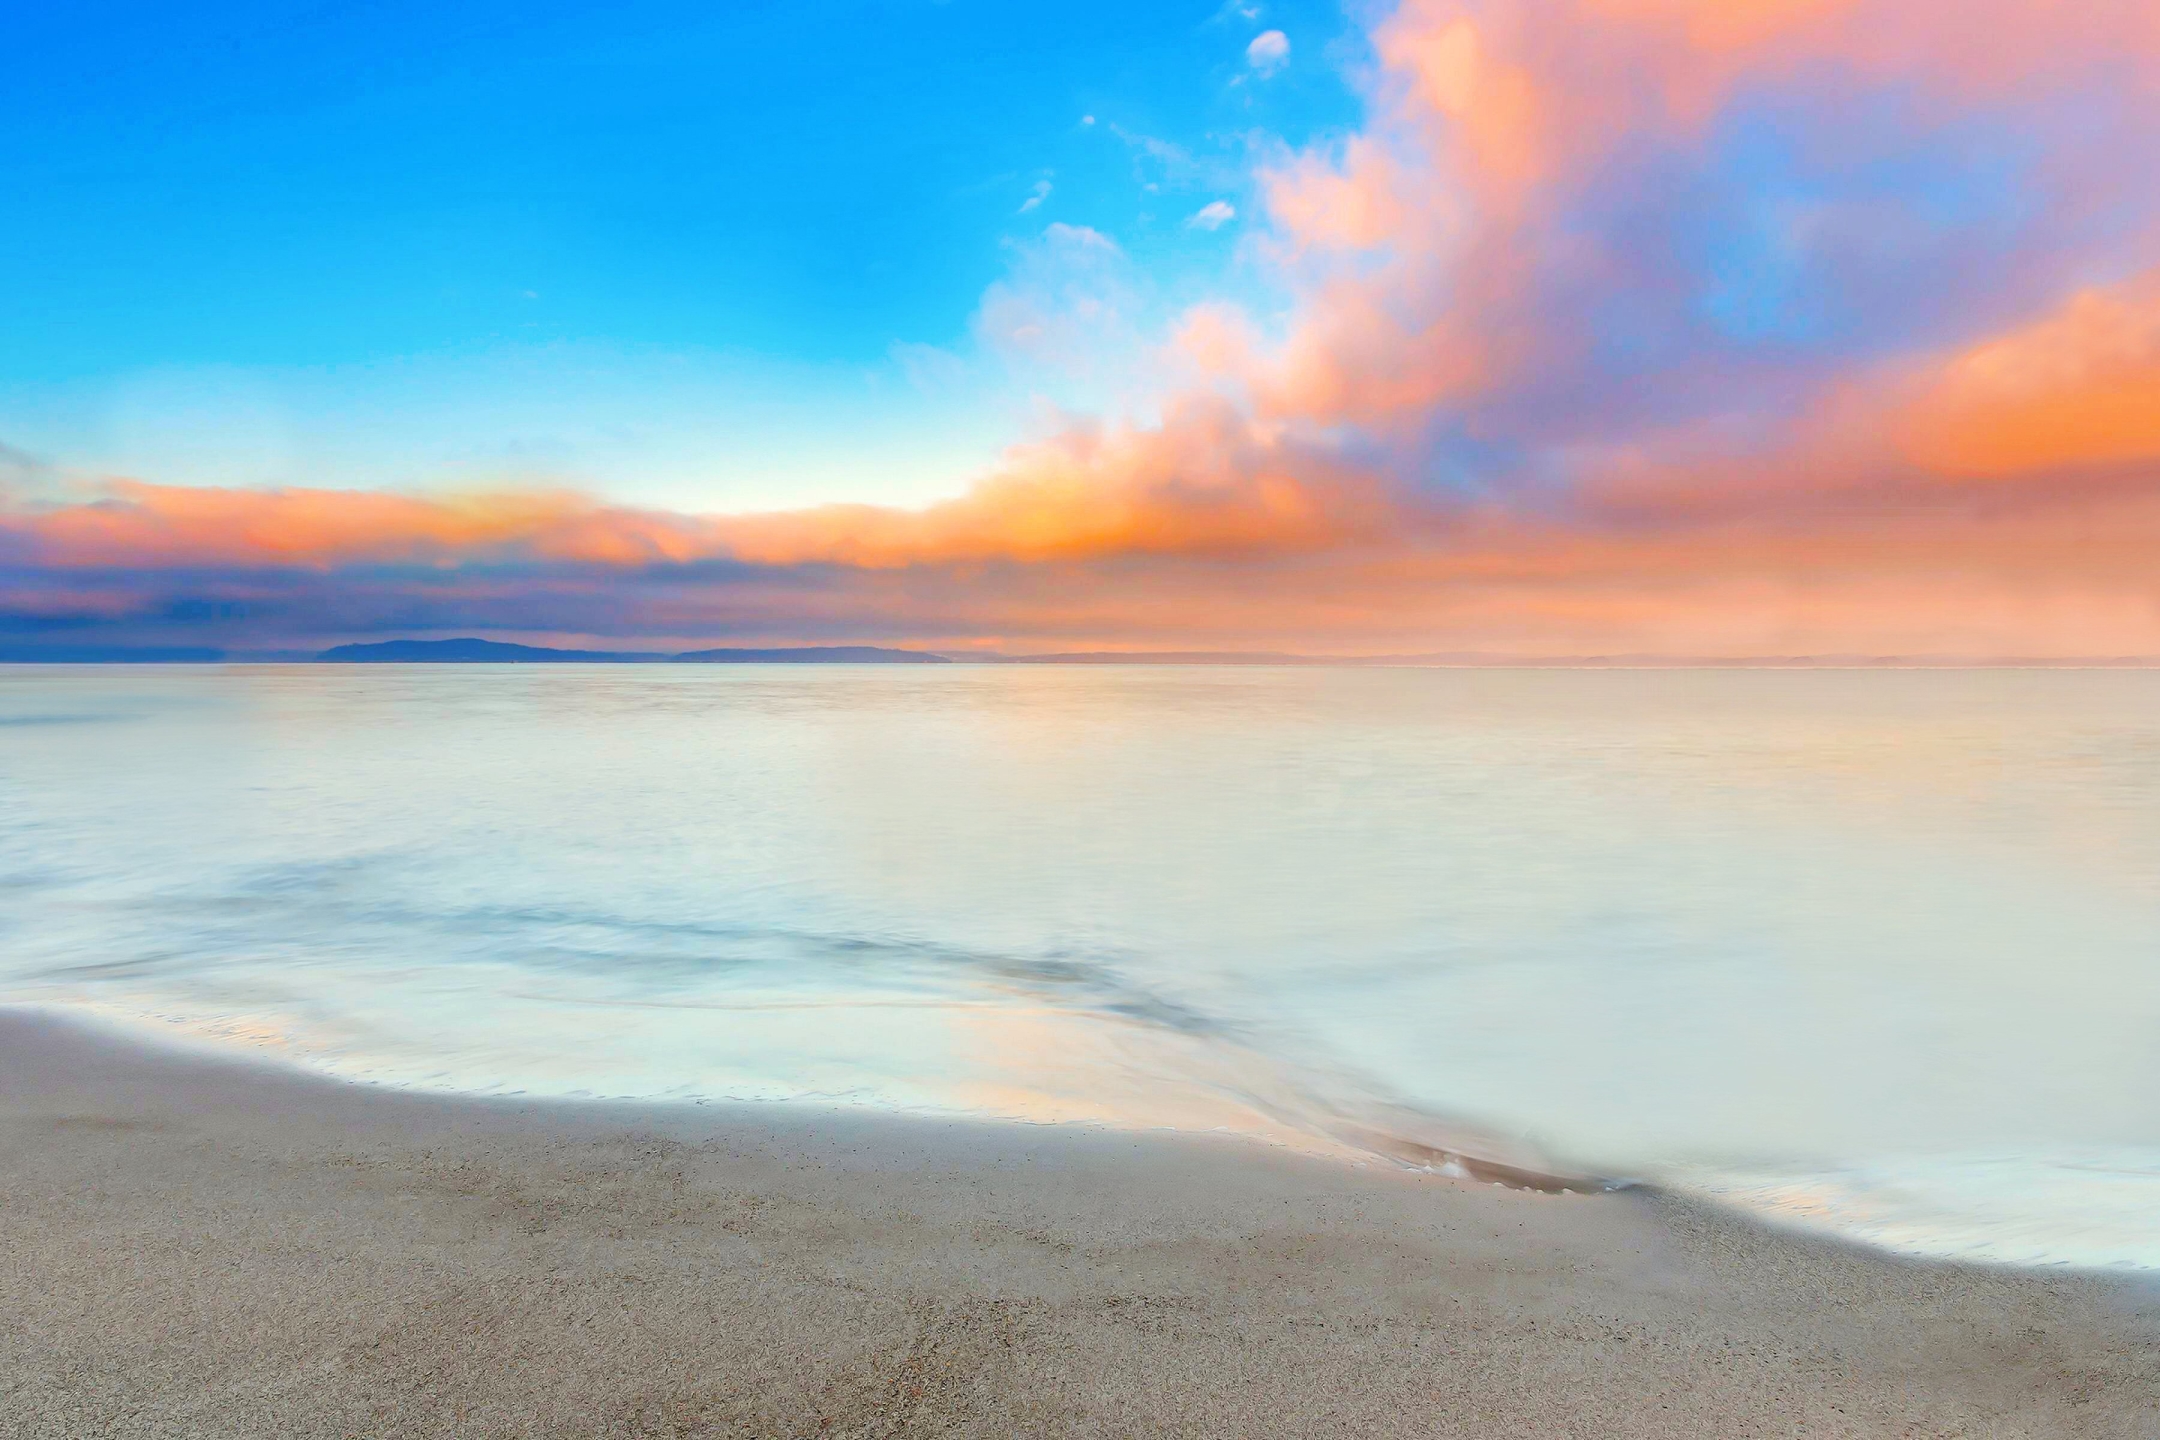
[
  {"xmin": 1246, "ymin": 30, "xmax": 1289, "ymax": 76},
  {"xmin": 1187, "ymin": 200, "xmax": 1236, "ymax": 231},
  {"xmin": 1041, "ymin": 222, "xmax": 1121, "ymax": 254},
  {"xmin": 1017, "ymin": 178, "xmax": 1053, "ymax": 214},
  {"xmin": 1081, "ymin": 114, "xmax": 1096, "ymax": 126},
  {"xmin": 889, "ymin": 341, "xmax": 968, "ymax": 394},
  {"xmin": 1108, "ymin": 122, "xmax": 1219, "ymax": 192}
]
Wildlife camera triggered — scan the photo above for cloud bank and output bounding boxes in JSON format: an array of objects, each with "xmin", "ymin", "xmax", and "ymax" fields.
[{"xmin": 7, "ymin": 0, "xmax": 2160, "ymax": 656}]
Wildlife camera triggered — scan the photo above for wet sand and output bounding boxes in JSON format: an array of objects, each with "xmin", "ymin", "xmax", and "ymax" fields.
[{"xmin": 2, "ymin": 1008, "xmax": 2154, "ymax": 1438}]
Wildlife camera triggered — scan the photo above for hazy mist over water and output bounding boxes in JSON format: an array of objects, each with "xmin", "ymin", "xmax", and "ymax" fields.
[{"xmin": 3, "ymin": 664, "xmax": 2156, "ymax": 1268}]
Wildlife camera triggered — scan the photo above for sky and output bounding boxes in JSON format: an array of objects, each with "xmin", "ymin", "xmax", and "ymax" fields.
[{"xmin": 4, "ymin": 0, "xmax": 2160, "ymax": 657}]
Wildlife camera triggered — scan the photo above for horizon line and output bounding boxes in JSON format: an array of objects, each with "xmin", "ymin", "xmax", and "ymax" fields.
[{"xmin": 9, "ymin": 637, "xmax": 2160, "ymax": 669}]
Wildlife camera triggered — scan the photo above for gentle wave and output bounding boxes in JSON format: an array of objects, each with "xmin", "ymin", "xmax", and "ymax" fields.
[
  {"xmin": 1678, "ymin": 1153, "xmax": 2160, "ymax": 1271},
  {"xmin": 45, "ymin": 989, "xmax": 2160, "ymax": 1271}
]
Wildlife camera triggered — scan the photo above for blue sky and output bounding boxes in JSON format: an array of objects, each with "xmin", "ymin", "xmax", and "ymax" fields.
[{"xmin": 2, "ymin": 0, "xmax": 1360, "ymax": 509}]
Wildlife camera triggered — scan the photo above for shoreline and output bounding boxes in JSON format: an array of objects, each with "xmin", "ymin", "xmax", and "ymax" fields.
[
  {"xmin": 5, "ymin": 1008, "xmax": 2156, "ymax": 1436},
  {"xmin": 12, "ymin": 1002, "xmax": 1602, "ymax": 1195},
  {"xmin": 29, "ymin": 1001, "xmax": 2158, "ymax": 1275}
]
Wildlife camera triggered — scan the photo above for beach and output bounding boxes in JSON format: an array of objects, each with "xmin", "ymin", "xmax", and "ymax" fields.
[{"xmin": 3, "ymin": 1009, "xmax": 2153, "ymax": 1438}]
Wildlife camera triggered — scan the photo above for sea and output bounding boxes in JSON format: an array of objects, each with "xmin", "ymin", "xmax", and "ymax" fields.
[{"xmin": 3, "ymin": 663, "xmax": 2155, "ymax": 1269}]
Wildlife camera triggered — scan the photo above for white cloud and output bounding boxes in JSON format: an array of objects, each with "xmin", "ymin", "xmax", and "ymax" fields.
[
  {"xmin": 889, "ymin": 341, "xmax": 969, "ymax": 395},
  {"xmin": 1017, "ymin": 178, "xmax": 1053, "ymax": 214},
  {"xmin": 1107, "ymin": 122, "xmax": 1239, "ymax": 194},
  {"xmin": 0, "ymin": 439, "xmax": 53, "ymax": 489},
  {"xmin": 1187, "ymin": 201, "xmax": 1236, "ymax": 231},
  {"xmin": 1039, "ymin": 222, "xmax": 1120, "ymax": 254},
  {"xmin": 1246, "ymin": 30, "xmax": 1289, "ymax": 76}
]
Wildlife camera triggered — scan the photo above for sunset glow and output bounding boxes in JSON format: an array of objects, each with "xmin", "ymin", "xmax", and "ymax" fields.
[{"xmin": 6, "ymin": 0, "xmax": 2157, "ymax": 656}]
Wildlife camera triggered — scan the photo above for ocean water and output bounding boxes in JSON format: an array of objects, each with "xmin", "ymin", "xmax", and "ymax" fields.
[{"xmin": 3, "ymin": 663, "xmax": 2156, "ymax": 1269}]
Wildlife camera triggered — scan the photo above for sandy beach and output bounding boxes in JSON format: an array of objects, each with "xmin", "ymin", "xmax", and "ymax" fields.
[{"xmin": 1, "ymin": 1009, "xmax": 2153, "ymax": 1439}]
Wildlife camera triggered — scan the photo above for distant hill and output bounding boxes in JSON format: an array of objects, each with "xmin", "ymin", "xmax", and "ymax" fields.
[
  {"xmin": 317, "ymin": 639, "xmax": 661, "ymax": 663},
  {"xmin": 672, "ymin": 646, "xmax": 948, "ymax": 664},
  {"xmin": 316, "ymin": 638, "xmax": 950, "ymax": 664}
]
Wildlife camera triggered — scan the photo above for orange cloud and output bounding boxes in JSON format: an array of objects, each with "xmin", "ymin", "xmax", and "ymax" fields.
[
  {"xmin": 701, "ymin": 399, "xmax": 1395, "ymax": 568},
  {"xmin": 10, "ymin": 259, "xmax": 2160, "ymax": 657},
  {"xmin": 1893, "ymin": 274, "xmax": 2160, "ymax": 480},
  {"xmin": 11, "ymin": 481, "xmax": 708, "ymax": 570},
  {"xmin": 2, "ymin": 398, "xmax": 1392, "ymax": 578}
]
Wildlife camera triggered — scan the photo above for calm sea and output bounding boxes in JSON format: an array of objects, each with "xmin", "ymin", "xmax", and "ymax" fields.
[{"xmin": 4, "ymin": 664, "xmax": 2156, "ymax": 1268}]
